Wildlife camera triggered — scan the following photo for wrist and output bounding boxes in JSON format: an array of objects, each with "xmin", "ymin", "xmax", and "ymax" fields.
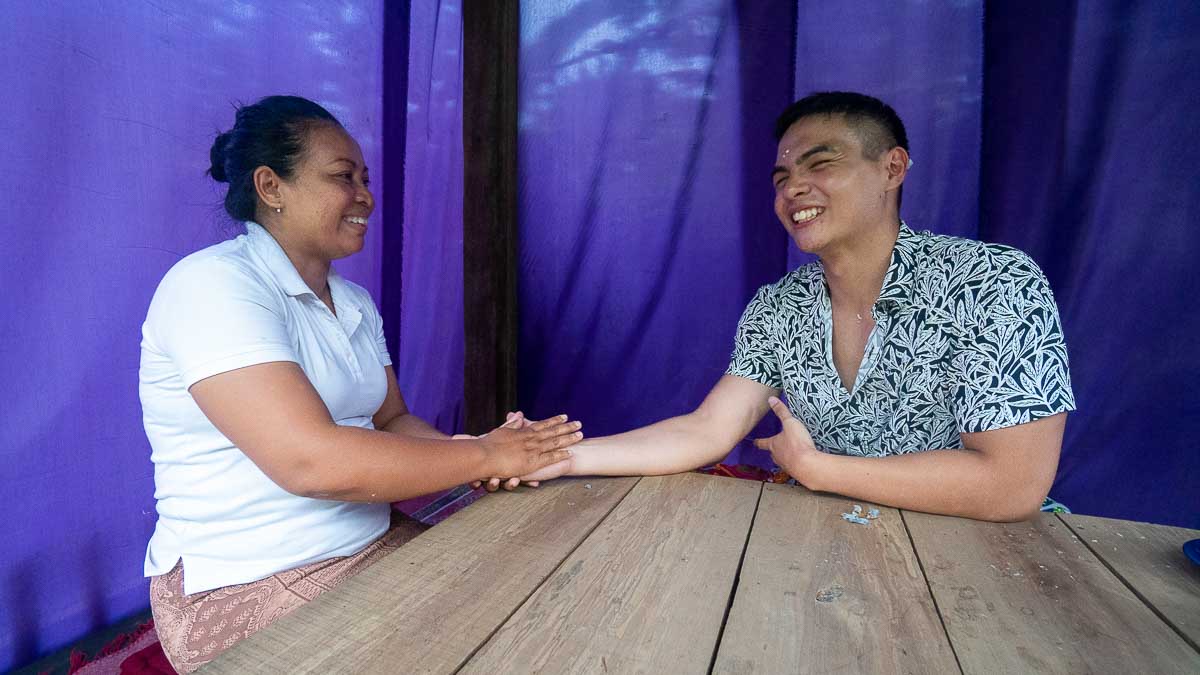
[
  {"xmin": 471, "ymin": 438, "xmax": 499, "ymax": 477},
  {"xmin": 563, "ymin": 441, "xmax": 596, "ymax": 475},
  {"xmin": 792, "ymin": 446, "xmax": 829, "ymax": 491}
]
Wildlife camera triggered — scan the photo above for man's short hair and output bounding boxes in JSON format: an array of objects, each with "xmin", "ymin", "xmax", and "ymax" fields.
[
  {"xmin": 774, "ymin": 91, "xmax": 909, "ymax": 159},
  {"xmin": 774, "ymin": 92, "xmax": 909, "ymax": 207}
]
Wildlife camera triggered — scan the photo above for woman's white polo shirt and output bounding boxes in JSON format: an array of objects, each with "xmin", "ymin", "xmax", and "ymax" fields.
[{"xmin": 139, "ymin": 222, "xmax": 391, "ymax": 595}]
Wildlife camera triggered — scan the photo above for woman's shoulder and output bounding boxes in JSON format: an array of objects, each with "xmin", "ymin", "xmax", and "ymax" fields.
[
  {"xmin": 150, "ymin": 237, "xmax": 280, "ymax": 317},
  {"xmin": 158, "ymin": 237, "xmax": 263, "ymax": 291}
]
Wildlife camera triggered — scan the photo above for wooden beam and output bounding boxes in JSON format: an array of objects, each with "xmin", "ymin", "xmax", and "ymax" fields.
[{"xmin": 462, "ymin": 0, "xmax": 519, "ymax": 434}]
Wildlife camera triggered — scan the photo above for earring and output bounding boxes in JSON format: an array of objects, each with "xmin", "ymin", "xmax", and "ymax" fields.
[{"xmin": 274, "ymin": 207, "xmax": 282, "ymax": 213}]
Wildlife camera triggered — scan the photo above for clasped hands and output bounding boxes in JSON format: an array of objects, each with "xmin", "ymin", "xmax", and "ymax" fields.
[{"xmin": 454, "ymin": 411, "xmax": 580, "ymax": 492}]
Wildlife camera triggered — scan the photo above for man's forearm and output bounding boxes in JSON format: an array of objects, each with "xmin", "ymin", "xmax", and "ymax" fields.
[
  {"xmin": 382, "ymin": 413, "xmax": 449, "ymax": 440},
  {"xmin": 569, "ymin": 412, "xmax": 737, "ymax": 476},
  {"xmin": 806, "ymin": 448, "xmax": 1046, "ymax": 522}
]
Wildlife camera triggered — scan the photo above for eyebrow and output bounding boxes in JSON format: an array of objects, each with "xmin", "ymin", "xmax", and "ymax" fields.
[{"xmin": 771, "ymin": 143, "xmax": 839, "ymax": 177}]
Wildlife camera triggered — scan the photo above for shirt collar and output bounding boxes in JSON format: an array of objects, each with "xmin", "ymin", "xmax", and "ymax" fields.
[
  {"xmin": 875, "ymin": 221, "xmax": 920, "ymax": 310},
  {"xmin": 245, "ymin": 222, "xmax": 364, "ymax": 334},
  {"xmin": 244, "ymin": 221, "xmax": 313, "ymax": 297}
]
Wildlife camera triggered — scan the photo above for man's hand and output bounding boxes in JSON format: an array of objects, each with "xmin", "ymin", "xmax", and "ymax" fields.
[{"xmin": 753, "ymin": 396, "xmax": 821, "ymax": 486}]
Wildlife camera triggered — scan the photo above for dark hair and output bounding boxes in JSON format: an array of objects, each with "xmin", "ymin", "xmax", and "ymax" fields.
[
  {"xmin": 208, "ymin": 95, "xmax": 341, "ymax": 222},
  {"xmin": 774, "ymin": 92, "xmax": 909, "ymax": 208}
]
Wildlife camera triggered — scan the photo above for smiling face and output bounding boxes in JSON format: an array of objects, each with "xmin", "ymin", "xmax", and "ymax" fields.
[
  {"xmin": 274, "ymin": 123, "xmax": 374, "ymax": 262},
  {"xmin": 771, "ymin": 114, "xmax": 905, "ymax": 258}
]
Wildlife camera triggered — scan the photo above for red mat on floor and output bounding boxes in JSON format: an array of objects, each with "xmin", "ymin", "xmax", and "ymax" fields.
[{"xmin": 55, "ymin": 620, "xmax": 173, "ymax": 675}]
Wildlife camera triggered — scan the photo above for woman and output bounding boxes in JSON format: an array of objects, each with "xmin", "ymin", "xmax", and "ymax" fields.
[{"xmin": 139, "ymin": 95, "xmax": 580, "ymax": 672}]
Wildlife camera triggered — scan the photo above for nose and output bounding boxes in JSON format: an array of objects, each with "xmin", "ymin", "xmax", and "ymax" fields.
[
  {"xmin": 785, "ymin": 175, "xmax": 810, "ymax": 200},
  {"xmin": 357, "ymin": 182, "xmax": 375, "ymax": 212}
]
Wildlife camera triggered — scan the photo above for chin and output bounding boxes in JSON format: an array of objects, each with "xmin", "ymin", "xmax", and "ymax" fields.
[{"xmin": 788, "ymin": 230, "xmax": 824, "ymax": 255}]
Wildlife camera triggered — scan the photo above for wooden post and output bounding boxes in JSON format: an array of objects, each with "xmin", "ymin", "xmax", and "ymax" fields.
[{"xmin": 462, "ymin": 1, "xmax": 519, "ymax": 434}]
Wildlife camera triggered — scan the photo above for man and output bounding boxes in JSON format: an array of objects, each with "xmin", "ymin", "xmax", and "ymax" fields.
[{"xmin": 529, "ymin": 91, "xmax": 1075, "ymax": 522}]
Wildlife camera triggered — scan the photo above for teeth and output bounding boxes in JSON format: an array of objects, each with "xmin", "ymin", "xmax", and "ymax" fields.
[
  {"xmin": 792, "ymin": 207, "xmax": 823, "ymax": 223},
  {"xmin": 345, "ymin": 216, "xmax": 367, "ymax": 225}
]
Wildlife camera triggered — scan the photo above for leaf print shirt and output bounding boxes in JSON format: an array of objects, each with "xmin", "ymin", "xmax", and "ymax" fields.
[{"xmin": 727, "ymin": 223, "xmax": 1076, "ymax": 457}]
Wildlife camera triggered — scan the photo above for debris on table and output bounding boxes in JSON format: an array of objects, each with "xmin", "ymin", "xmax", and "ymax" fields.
[
  {"xmin": 841, "ymin": 504, "xmax": 876, "ymax": 525},
  {"xmin": 815, "ymin": 584, "xmax": 844, "ymax": 602}
]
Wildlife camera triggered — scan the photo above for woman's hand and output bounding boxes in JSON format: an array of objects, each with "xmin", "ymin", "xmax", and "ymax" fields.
[
  {"xmin": 475, "ymin": 413, "xmax": 581, "ymax": 489},
  {"xmin": 516, "ymin": 455, "xmax": 575, "ymax": 483},
  {"xmin": 465, "ymin": 412, "xmax": 533, "ymax": 491}
]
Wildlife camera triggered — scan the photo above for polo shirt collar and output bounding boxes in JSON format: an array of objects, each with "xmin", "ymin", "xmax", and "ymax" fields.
[
  {"xmin": 876, "ymin": 221, "xmax": 919, "ymax": 310},
  {"xmin": 244, "ymin": 222, "xmax": 365, "ymax": 335},
  {"xmin": 244, "ymin": 221, "xmax": 314, "ymax": 298}
]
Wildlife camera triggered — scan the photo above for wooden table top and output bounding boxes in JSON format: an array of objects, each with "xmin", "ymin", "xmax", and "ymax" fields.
[{"xmin": 207, "ymin": 474, "xmax": 1200, "ymax": 674}]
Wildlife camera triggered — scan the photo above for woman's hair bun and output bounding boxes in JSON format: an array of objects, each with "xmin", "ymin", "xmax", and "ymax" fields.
[
  {"xmin": 208, "ymin": 96, "xmax": 340, "ymax": 221},
  {"xmin": 208, "ymin": 131, "xmax": 232, "ymax": 182}
]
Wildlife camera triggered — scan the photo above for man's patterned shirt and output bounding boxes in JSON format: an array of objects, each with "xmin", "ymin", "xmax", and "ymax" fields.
[{"xmin": 727, "ymin": 224, "xmax": 1076, "ymax": 456}]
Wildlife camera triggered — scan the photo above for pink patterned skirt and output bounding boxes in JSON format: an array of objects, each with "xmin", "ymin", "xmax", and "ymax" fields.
[{"xmin": 149, "ymin": 514, "xmax": 426, "ymax": 673}]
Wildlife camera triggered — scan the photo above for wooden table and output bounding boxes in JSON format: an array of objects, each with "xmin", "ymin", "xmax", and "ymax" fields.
[{"xmin": 208, "ymin": 474, "xmax": 1200, "ymax": 674}]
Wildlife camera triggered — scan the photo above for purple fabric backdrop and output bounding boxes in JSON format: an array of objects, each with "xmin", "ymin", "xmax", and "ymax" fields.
[
  {"xmin": 0, "ymin": 2, "xmax": 387, "ymax": 670},
  {"xmin": 517, "ymin": 0, "xmax": 795, "ymax": 469},
  {"xmin": 392, "ymin": 0, "xmax": 466, "ymax": 435}
]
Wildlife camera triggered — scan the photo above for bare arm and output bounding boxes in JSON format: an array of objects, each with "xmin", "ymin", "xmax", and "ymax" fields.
[
  {"xmin": 566, "ymin": 375, "xmax": 780, "ymax": 476},
  {"xmin": 189, "ymin": 362, "xmax": 579, "ymax": 502},
  {"xmin": 759, "ymin": 397, "xmax": 1066, "ymax": 522},
  {"xmin": 372, "ymin": 366, "xmax": 449, "ymax": 440}
]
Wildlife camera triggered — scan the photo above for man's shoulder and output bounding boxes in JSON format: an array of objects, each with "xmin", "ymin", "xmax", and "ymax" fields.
[
  {"xmin": 914, "ymin": 229, "xmax": 1040, "ymax": 275},
  {"xmin": 905, "ymin": 229, "xmax": 1052, "ymax": 323}
]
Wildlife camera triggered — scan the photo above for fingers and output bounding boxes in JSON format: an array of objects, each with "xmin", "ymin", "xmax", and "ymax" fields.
[
  {"xmin": 535, "ymin": 420, "xmax": 582, "ymax": 443},
  {"xmin": 471, "ymin": 480, "xmax": 482, "ymax": 489},
  {"xmin": 767, "ymin": 396, "xmax": 794, "ymax": 422},
  {"xmin": 503, "ymin": 477, "xmax": 520, "ymax": 491},
  {"xmin": 540, "ymin": 449, "xmax": 573, "ymax": 466},
  {"xmin": 527, "ymin": 414, "xmax": 569, "ymax": 432},
  {"xmin": 501, "ymin": 411, "xmax": 524, "ymax": 429},
  {"xmin": 487, "ymin": 477, "xmax": 501, "ymax": 492}
]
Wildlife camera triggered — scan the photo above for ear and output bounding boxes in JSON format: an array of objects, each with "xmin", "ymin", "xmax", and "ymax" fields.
[
  {"xmin": 883, "ymin": 146, "xmax": 909, "ymax": 190},
  {"xmin": 253, "ymin": 166, "xmax": 285, "ymax": 211}
]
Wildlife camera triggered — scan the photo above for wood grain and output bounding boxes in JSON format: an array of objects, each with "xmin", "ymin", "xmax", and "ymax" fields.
[
  {"xmin": 459, "ymin": 473, "xmax": 762, "ymax": 674},
  {"xmin": 1060, "ymin": 514, "xmax": 1200, "ymax": 650},
  {"xmin": 905, "ymin": 511, "xmax": 1200, "ymax": 674},
  {"xmin": 205, "ymin": 477, "xmax": 639, "ymax": 674},
  {"xmin": 713, "ymin": 485, "xmax": 958, "ymax": 675}
]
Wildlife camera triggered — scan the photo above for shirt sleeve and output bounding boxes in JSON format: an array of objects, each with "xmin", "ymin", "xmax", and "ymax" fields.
[
  {"xmin": 950, "ymin": 250, "xmax": 1077, "ymax": 433},
  {"xmin": 726, "ymin": 285, "xmax": 783, "ymax": 388},
  {"xmin": 146, "ymin": 257, "xmax": 298, "ymax": 388}
]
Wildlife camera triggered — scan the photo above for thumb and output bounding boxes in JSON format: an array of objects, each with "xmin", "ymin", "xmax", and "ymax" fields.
[
  {"xmin": 753, "ymin": 435, "xmax": 773, "ymax": 451},
  {"xmin": 767, "ymin": 396, "xmax": 794, "ymax": 423}
]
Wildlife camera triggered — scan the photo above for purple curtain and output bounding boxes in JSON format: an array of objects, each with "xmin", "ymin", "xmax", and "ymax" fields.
[
  {"xmin": 391, "ymin": 0, "xmax": 466, "ymax": 434},
  {"xmin": 517, "ymin": 0, "xmax": 795, "ymax": 468},
  {"xmin": 0, "ymin": 2, "xmax": 388, "ymax": 670}
]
